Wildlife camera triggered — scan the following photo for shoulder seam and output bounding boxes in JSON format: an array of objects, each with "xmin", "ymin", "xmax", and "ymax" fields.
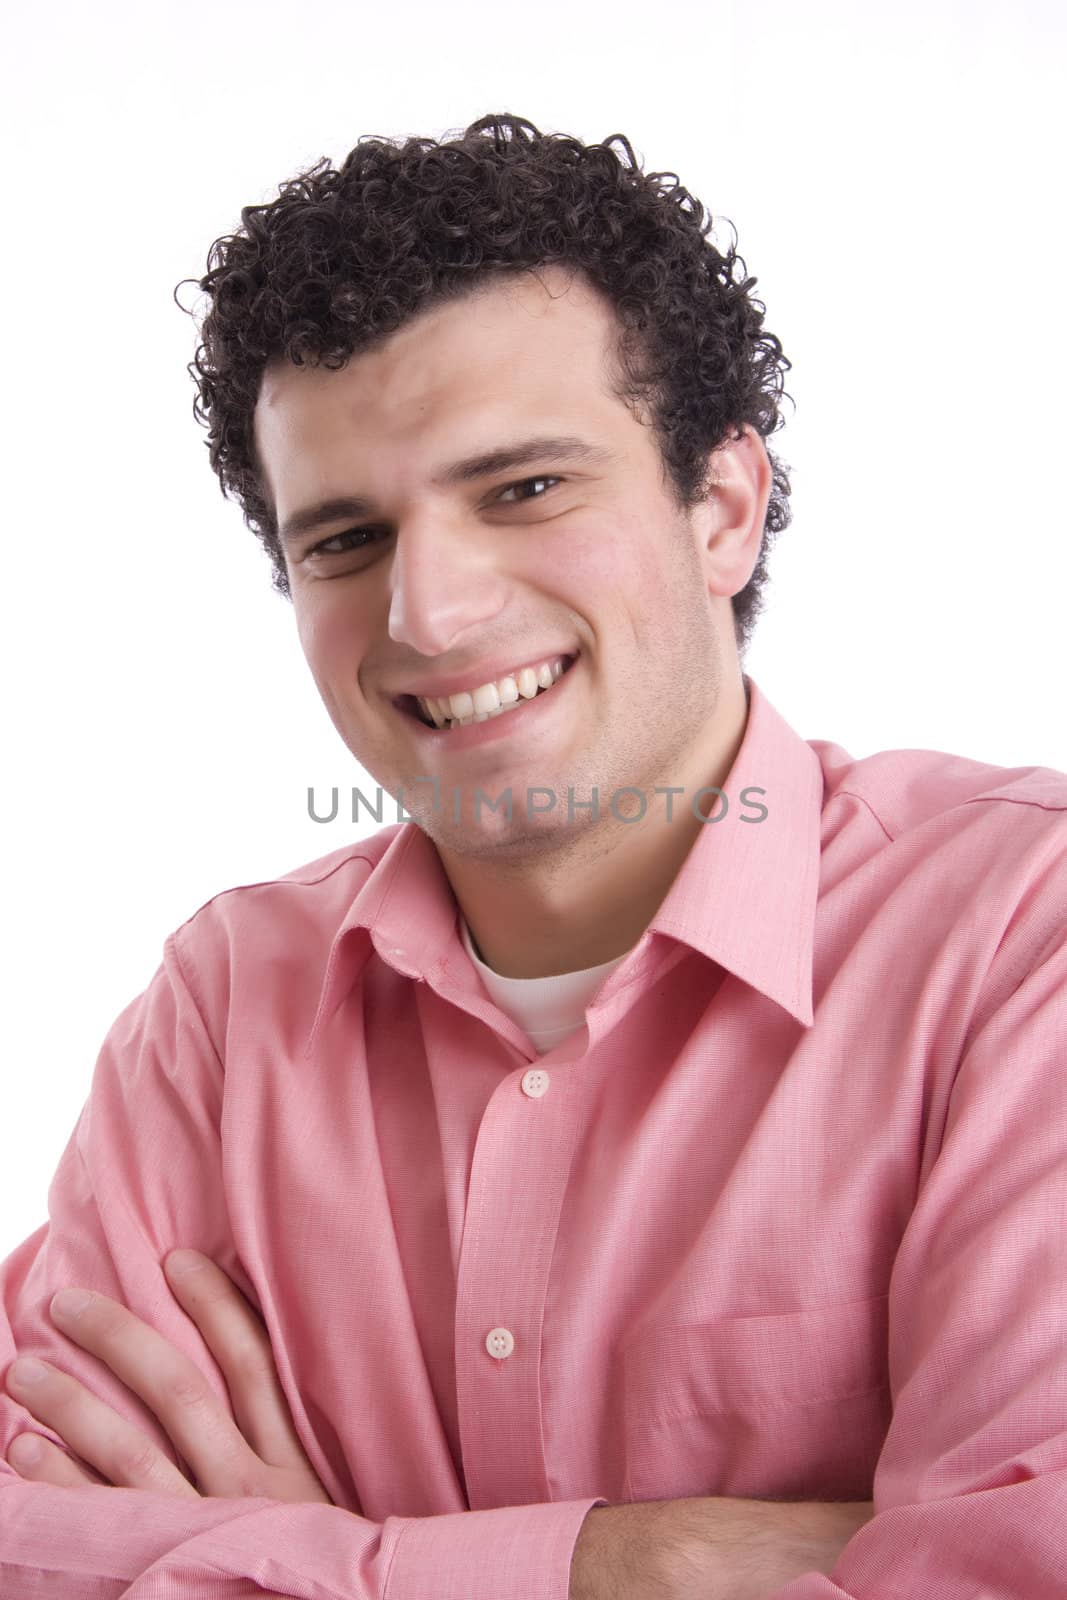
[
  {"xmin": 960, "ymin": 791, "xmax": 1067, "ymax": 815},
  {"xmin": 831, "ymin": 781, "xmax": 1067, "ymax": 847},
  {"xmin": 173, "ymin": 848, "xmax": 382, "ymax": 935},
  {"xmin": 831, "ymin": 786, "xmax": 895, "ymax": 844}
]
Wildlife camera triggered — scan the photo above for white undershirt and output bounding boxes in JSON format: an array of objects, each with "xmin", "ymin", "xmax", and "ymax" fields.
[{"xmin": 458, "ymin": 917, "xmax": 631, "ymax": 1053}]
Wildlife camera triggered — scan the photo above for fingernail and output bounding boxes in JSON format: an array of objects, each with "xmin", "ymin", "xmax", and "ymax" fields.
[
  {"xmin": 8, "ymin": 1358, "xmax": 50, "ymax": 1388},
  {"xmin": 51, "ymin": 1289, "xmax": 93, "ymax": 1319},
  {"xmin": 166, "ymin": 1250, "xmax": 206, "ymax": 1277},
  {"xmin": 9, "ymin": 1432, "xmax": 43, "ymax": 1466}
]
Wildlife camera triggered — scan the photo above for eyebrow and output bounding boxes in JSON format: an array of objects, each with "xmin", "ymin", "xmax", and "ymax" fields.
[{"xmin": 277, "ymin": 434, "xmax": 615, "ymax": 548}]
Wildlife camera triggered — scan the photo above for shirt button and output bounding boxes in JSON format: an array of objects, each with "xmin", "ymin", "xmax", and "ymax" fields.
[
  {"xmin": 485, "ymin": 1327, "xmax": 515, "ymax": 1360},
  {"xmin": 521, "ymin": 1069, "xmax": 550, "ymax": 1098}
]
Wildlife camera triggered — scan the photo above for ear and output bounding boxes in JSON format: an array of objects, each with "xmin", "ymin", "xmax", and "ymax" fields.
[{"xmin": 690, "ymin": 424, "xmax": 773, "ymax": 599}]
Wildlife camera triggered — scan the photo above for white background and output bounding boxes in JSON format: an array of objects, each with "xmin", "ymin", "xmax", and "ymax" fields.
[{"xmin": 1, "ymin": 0, "xmax": 1064, "ymax": 1257}]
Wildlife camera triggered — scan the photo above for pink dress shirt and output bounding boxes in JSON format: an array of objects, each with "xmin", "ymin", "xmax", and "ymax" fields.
[{"xmin": 3, "ymin": 674, "xmax": 1067, "ymax": 1598}]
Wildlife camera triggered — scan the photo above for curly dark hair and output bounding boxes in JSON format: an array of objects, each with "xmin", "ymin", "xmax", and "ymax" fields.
[{"xmin": 178, "ymin": 112, "xmax": 793, "ymax": 655}]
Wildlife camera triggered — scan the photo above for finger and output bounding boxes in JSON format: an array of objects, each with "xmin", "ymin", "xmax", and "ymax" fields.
[
  {"xmin": 48, "ymin": 1290, "xmax": 255, "ymax": 1497},
  {"xmin": 164, "ymin": 1251, "xmax": 305, "ymax": 1468},
  {"xmin": 7, "ymin": 1430, "xmax": 104, "ymax": 1487},
  {"xmin": 5, "ymin": 1357, "xmax": 198, "ymax": 1497}
]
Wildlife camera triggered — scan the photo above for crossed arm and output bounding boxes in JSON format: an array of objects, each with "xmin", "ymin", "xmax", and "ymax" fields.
[
  {"xmin": 3, "ymin": 1249, "xmax": 872, "ymax": 1600},
  {"xmin": 11, "ymin": 902, "xmax": 1066, "ymax": 1596}
]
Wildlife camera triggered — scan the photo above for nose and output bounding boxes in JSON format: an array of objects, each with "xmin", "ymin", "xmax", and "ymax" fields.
[{"xmin": 387, "ymin": 514, "xmax": 509, "ymax": 656}]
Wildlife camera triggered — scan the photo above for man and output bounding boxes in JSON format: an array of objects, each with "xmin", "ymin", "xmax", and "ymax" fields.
[{"xmin": 2, "ymin": 112, "xmax": 1065, "ymax": 1599}]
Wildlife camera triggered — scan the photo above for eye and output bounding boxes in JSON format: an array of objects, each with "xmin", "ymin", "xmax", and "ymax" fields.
[
  {"xmin": 495, "ymin": 476, "xmax": 561, "ymax": 504},
  {"xmin": 307, "ymin": 527, "xmax": 386, "ymax": 558},
  {"xmin": 304, "ymin": 476, "xmax": 561, "ymax": 560}
]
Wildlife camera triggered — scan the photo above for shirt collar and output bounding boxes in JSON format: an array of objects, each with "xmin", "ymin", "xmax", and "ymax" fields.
[
  {"xmin": 644, "ymin": 674, "xmax": 822, "ymax": 1027},
  {"xmin": 307, "ymin": 674, "xmax": 822, "ymax": 1050}
]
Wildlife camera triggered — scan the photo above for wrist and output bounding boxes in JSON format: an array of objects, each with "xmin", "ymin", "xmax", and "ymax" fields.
[
  {"xmin": 569, "ymin": 1500, "xmax": 679, "ymax": 1600},
  {"xmin": 668, "ymin": 1496, "xmax": 874, "ymax": 1600},
  {"xmin": 570, "ymin": 1495, "xmax": 874, "ymax": 1600}
]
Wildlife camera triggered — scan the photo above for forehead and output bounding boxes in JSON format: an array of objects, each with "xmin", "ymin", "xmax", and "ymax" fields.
[{"xmin": 252, "ymin": 267, "xmax": 624, "ymax": 493}]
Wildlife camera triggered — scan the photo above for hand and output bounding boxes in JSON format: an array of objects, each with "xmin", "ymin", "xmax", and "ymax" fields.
[{"xmin": 3, "ymin": 1249, "xmax": 332, "ymax": 1505}]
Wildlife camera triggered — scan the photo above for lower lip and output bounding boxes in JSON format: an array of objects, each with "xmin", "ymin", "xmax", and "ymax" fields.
[{"xmin": 401, "ymin": 657, "xmax": 579, "ymax": 750}]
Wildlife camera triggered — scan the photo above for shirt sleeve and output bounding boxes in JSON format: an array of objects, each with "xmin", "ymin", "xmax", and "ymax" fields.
[
  {"xmin": 0, "ymin": 932, "xmax": 604, "ymax": 1598},
  {"xmin": 766, "ymin": 901, "xmax": 1067, "ymax": 1598}
]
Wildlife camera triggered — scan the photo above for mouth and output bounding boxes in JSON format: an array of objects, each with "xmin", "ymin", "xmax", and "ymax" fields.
[{"xmin": 396, "ymin": 652, "xmax": 579, "ymax": 733}]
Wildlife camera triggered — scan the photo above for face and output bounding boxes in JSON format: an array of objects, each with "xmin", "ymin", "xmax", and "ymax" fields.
[{"xmin": 253, "ymin": 266, "xmax": 765, "ymax": 866}]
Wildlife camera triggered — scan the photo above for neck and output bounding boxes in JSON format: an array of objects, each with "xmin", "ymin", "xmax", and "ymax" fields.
[{"xmin": 440, "ymin": 675, "xmax": 750, "ymax": 978}]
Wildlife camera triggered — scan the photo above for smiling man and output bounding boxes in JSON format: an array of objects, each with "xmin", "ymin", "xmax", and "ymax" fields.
[
  {"xmin": 264, "ymin": 264, "xmax": 761, "ymax": 978},
  {"xmin": 2, "ymin": 113, "xmax": 1067, "ymax": 1600}
]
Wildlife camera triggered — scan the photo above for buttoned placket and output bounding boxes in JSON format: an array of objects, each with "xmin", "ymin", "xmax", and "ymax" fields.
[{"xmin": 453, "ymin": 1048, "xmax": 584, "ymax": 1510}]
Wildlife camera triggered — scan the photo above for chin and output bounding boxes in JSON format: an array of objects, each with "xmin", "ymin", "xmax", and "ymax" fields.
[{"xmin": 430, "ymin": 804, "xmax": 600, "ymax": 865}]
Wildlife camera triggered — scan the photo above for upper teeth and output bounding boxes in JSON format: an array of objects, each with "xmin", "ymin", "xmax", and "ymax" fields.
[{"xmin": 417, "ymin": 656, "xmax": 568, "ymax": 727}]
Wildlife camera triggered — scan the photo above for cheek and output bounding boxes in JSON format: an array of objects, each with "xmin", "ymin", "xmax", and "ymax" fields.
[
  {"xmin": 538, "ymin": 516, "xmax": 656, "ymax": 608},
  {"xmin": 294, "ymin": 600, "xmax": 373, "ymax": 704}
]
